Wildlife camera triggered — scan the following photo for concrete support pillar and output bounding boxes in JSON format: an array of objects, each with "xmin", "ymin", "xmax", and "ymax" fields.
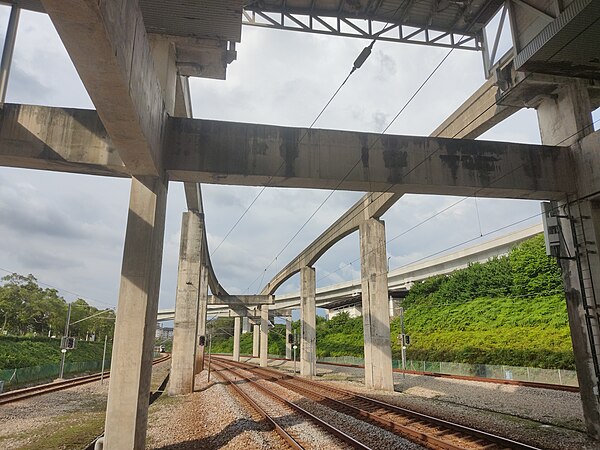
[
  {"xmin": 537, "ymin": 80, "xmax": 600, "ymax": 439},
  {"xmin": 242, "ymin": 316, "xmax": 250, "ymax": 333},
  {"xmin": 359, "ymin": 218, "xmax": 394, "ymax": 391},
  {"xmin": 300, "ymin": 267, "xmax": 317, "ymax": 377},
  {"xmin": 260, "ymin": 305, "xmax": 269, "ymax": 367},
  {"xmin": 233, "ymin": 316, "xmax": 241, "ymax": 362},
  {"xmin": 252, "ymin": 323, "xmax": 260, "ymax": 357},
  {"xmin": 169, "ymin": 212, "xmax": 203, "ymax": 395},
  {"xmin": 195, "ymin": 265, "xmax": 208, "ymax": 373},
  {"xmin": 149, "ymin": 36, "xmax": 177, "ymax": 115},
  {"xmin": 104, "ymin": 176, "xmax": 168, "ymax": 450},
  {"xmin": 285, "ymin": 317, "xmax": 292, "ymax": 360}
]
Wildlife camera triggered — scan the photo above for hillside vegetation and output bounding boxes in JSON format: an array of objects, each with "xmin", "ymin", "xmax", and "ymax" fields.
[
  {"xmin": 211, "ymin": 234, "xmax": 575, "ymax": 369},
  {"xmin": 0, "ymin": 335, "xmax": 111, "ymax": 369}
]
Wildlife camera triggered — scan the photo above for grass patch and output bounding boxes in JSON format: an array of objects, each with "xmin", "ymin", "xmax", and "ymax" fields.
[{"xmin": 13, "ymin": 412, "xmax": 105, "ymax": 450}]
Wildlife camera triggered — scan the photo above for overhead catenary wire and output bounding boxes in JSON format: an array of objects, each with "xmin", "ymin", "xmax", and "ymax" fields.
[
  {"xmin": 291, "ymin": 16, "xmax": 600, "ymax": 287},
  {"xmin": 316, "ymin": 110, "xmax": 600, "ymax": 285},
  {"xmin": 212, "ymin": 41, "xmax": 375, "ymax": 257},
  {"xmin": 213, "ymin": 1, "xmax": 411, "ymax": 258},
  {"xmin": 245, "ymin": 45, "xmax": 459, "ymax": 293},
  {"xmin": 317, "ymin": 204, "xmax": 561, "ymax": 285},
  {"xmin": 248, "ymin": 13, "xmax": 597, "ymax": 294}
]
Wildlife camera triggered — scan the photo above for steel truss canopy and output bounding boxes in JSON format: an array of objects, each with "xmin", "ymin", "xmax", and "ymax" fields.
[
  {"xmin": 4, "ymin": 0, "xmax": 504, "ymax": 51},
  {"xmin": 242, "ymin": 0, "xmax": 505, "ymax": 49}
]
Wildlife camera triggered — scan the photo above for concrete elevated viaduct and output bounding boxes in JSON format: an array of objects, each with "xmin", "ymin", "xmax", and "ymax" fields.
[
  {"xmin": 1, "ymin": 0, "xmax": 600, "ymax": 447},
  {"xmin": 156, "ymin": 222, "xmax": 543, "ymax": 320}
]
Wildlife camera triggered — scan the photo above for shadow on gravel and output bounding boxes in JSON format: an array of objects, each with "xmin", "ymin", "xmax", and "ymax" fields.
[
  {"xmin": 193, "ymin": 381, "xmax": 227, "ymax": 393},
  {"xmin": 152, "ymin": 418, "xmax": 272, "ymax": 449}
]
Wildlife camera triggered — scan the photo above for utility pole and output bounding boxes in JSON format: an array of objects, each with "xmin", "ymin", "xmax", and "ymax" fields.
[
  {"xmin": 100, "ymin": 334, "xmax": 108, "ymax": 384},
  {"xmin": 293, "ymin": 329, "xmax": 298, "ymax": 374},
  {"xmin": 207, "ymin": 333, "xmax": 213, "ymax": 383},
  {"xmin": 400, "ymin": 306, "xmax": 406, "ymax": 379},
  {"xmin": 59, "ymin": 303, "xmax": 72, "ymax": 379}
]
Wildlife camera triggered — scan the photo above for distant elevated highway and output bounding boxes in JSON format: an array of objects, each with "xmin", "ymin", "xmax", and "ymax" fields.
[{"xmin": 157, "ymin": 223, "xmax": 542, "ymax": 321}]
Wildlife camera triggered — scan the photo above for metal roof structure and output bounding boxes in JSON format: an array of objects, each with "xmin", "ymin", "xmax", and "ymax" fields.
[
  {"xmin": 243, "ymin": 0, "xmax": 504, "ymax": 49},
  {"xmin": 4, "ymin": 0, "xmax": 503, "ymax": 50}
]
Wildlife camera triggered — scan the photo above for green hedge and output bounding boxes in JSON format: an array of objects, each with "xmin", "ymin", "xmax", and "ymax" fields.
[{"xmin": 0, "ymin": 336, "xmax": 112, "ymax": 369}]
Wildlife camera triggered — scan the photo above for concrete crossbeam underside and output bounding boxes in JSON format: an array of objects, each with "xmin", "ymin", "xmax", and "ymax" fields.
[
  {"xmin": 41, "ymin": 0, "xmax": 165, "ymax": 176},
  {"xmin": 360, "ymin": 219, "xmax": 394, "ymax": 392},
  {"xmin": 0, "ymin": 103, "xmax": 576, "ymax": 200},
  {"xmin": 169, "ymin": 212, "xmax": 203, "ymax": 395},
  {"xmin": 300, "ymin": 267, "xmax": 316, "ymax": 377}
]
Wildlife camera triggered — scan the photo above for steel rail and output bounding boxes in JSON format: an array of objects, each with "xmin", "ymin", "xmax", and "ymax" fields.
[
  {"xmin": 212, "ymin": 359, "xmax": 372, "ymax": 450},
  {"xmin": 0, "ymin": 354, "xmax": 171, "ymax": 405},
  {"xmin": 214, "ymin": 355, "xmax": 579, "ymax": 393},
  {"xmin": 214, "ymin": 357, "xmax": 541, "ymax": 450}
]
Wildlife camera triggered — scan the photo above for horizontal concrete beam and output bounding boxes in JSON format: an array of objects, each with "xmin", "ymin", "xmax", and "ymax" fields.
[
  {"xmin": 573, "ymin": 130, "xmax": 600, "ymax": 200},
  {"xmin": 0, "ymin": 104, "xmax": 575, "ymax": 201},
  {"xmin": 166, "ymin": 118, "xmax": 574, "ymax": 200},
  {"xmin": 0, "ymin": 104, "xmax": 127, "ymax": 177},
  {"xmin": 208, "ymin": 295, "xmax": 274, "ymax": 306}
]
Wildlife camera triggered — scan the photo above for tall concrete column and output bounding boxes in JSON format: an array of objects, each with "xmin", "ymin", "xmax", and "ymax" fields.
[
  {"xmin": 233, "ymin": 316, "xmax": 241, "ymax": 361},
  {"xmin": 260, "ymin": 305, "xmax": 269, "ymax": 367},
  {"xmin": 242, "ymin": 316, "xmax": 250, "ymax": 333},
  {"xmin": 104, "ymin": 176, "xmax": 168, "ymax": 450},
  {"xmin": 252, "ymin": 323, "xmax": 260, "ymax": 357},
  {"xmin": 285, "ymin": 317, "xmax": 292, "ymax": 360},
  {"xmin": 169, "ymin": 212, "xmax": 203, "ymax": 395},
  {"xmin": 537, "ymin": 80, "xmax": 600, "ymax": 439},
  {"xmin": 300, "ymin": 267, "xmax": 317, "ymax": 377},
  {"xmin": 359, "ymin": 218, "xmax": 394, "ymax": 391}
]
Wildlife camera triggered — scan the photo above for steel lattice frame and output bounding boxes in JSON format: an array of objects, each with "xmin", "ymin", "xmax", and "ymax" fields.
[{"xmin": 242, "ymin": 9, "xmax": 482, "ymax": 50}]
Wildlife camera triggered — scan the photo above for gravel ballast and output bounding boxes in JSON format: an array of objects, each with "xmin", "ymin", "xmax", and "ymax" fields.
[
  {"xmin": 146, "ymin": 368, "xmax": 286, "ymax": 450},
  {"xmin": 228, "ymin": 356, "xmax": 598, "ymax": 450}
]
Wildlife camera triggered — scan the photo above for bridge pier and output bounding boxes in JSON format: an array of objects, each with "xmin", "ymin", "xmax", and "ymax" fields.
[
  {"xmin": 242, "ymin": 316, "xmax": 250, "ymax": 333},
  {"xmin": 285, "ymin": 317, "xmax": 292, "ymax": 360},
  {"xmin": 169, "ymin": 212, "xmax": 203, "ymax": 395},
  {"xmin": 104, "ymin": 176, "xmax": 168, "ymax": 449},
  {"xmin": 195, "ymin": 265, "xmax": 209, "ymax": 373},
  {"xmin": 359, "ymin": 218, "xmax": 394, "ymax": 391},
  {"xmin": 260, "ymin": 304, "xmax": 269, "ymax": 367},
  {"xmin": 300, "ymin": 267, "xmax": 317, "ymax": 377},
  {"xmin": 233, "ymin": 316, "xmax": 241, "ymax": 361},
  {"xmin": 537, "ymin": 80, "xmax": 600, "ymax": 439},
  {"xmin": 252, "ymin": 322, "xmax": 260, "ymax": 357}
]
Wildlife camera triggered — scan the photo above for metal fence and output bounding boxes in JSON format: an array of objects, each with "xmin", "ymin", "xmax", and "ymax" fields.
[
  {"xmin": 317, "ymin": 356, "xmax": 578, "ymax": 387},
  {"xmin": 0, "ymin": 359, "xmax": 110, "ymax": 390}
]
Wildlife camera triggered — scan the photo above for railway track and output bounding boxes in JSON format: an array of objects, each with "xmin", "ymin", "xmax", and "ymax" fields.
[
  {"xmin": 213, "ymin": 357, "xmax": 541, "ymax": 450},
  {"xmin": 216, "ymin": 355, "xmax": 577, "ymax": 393},
  {"xmin": 212, "ymin": 359, "xmax": 372, "ymax": 450},
  {"xmin": 0, "ymin": 354, "xmax": 171, "ymax": 406}
]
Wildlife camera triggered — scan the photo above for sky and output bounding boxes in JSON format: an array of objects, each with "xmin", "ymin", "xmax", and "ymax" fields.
[{"xmin": 0, "ymin": 6, "xmax": 597, "ymax": 314}]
